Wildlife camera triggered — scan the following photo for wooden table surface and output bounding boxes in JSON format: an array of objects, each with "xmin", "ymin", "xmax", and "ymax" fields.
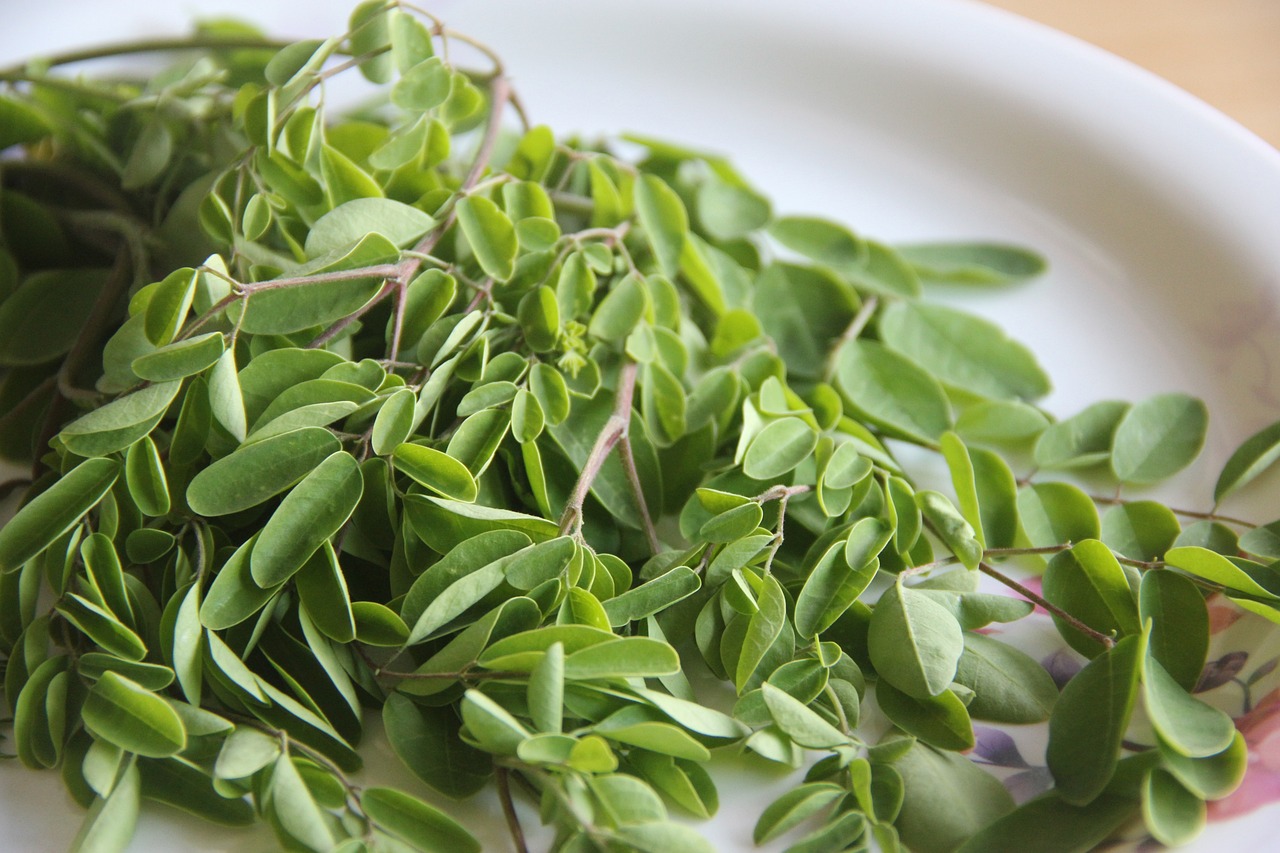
[{"xmin": 979, "ymin": 0, "xmax": 1280, "ymax": 147}]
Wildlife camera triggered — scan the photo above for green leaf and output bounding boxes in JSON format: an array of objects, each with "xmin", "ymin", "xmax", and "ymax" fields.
[
  {"xmin": 1042, "ymin": 540, "xmax": 1140, "ymax": 657},
  {"xmin": 603, "ymin": 566, "xmax": 700, "ymax": 626},
  {"xmin": 456, "ymin": 194, "xmax": 517, "ymax": 281},
  {"xmin": 70, "ymin": 761, "xmax": 141, "ymax": 853},
  {"xmin": 894, "ymin": 742, "xmax": 1015, "ymax": 853},
  {"xmin": 0, "ymin": 269, "xmax": 105, "ymax": 367},
  {"xmin": 0, "ymin": 458, "xmax": 119, "ymax": 573},
  {"xmin": 268, "ymin": 752, "xmax": 335, "ymax": 852},
  {"xmin": 305, "ymin": 197, "xmax": 435, "ymax": 257},
  {"xmin": 1110, "ymin": 393, "xmax": 1208, "ymax": 483},
  {"xmin": 896, "ymin": 242, "xmax": 1046, "ymax": 285},
  {"xmin": 200, "ymin": 535, "xmax": 277, "ymax": 630},
  {"xmin": 393, "ymin": 442, "xmax": 479, "ymax": 501},
  {"xmin": 1139, "ymin": 570, "xmax": 1208, "ymax": 692},
  {"xmin": 564, "ymin": 637, "xmax": 680, "ymax": 679},
  {"xmin": 122, "ymin": 118, "xmax": 173, "ymax": 189},
  {"xmin": 1159, "ymin": 729, "xmax": 1247, "ymax": 800},
  {"xmin": 1034, "ymin": 400, "xmax": 1129, "ymax": 470},
  {"xmin": 955, "ymin": 399, "xmax": 1050, "ymax": 445},
  {"xmin": 251, "ymin": 451, "xmax": 363, "ymax": 587},
  {"xmin": 589, "ymin": 273, "xmax": 648, "ymax": 343},
  {"xmin": 953, "ymin": 631, "xmax": 1057, "ymax": 723},
  {"xmin": 1142, "ymin": 653, "xmax": 1234, "ymax": 758},
  {"xmin": 83, "ymin": 672, "xmax": 187, "ymax": 758},
  {"xmin": 1047, "ymin": 634, "xmax": 1143, "ymax": 805},
  {"xmin": 349, "ymin": 0, "xmax": 394, "ymax": 83},
  {"xmin": 1017, "ymin": 481, "xmax": 1100, "ymax": 549},
  {"xmin": 635, "ymin": 174, "xmax": 689, "ymax": 276},
  {"xmin": 1101, "ymin": 500, "xmax": 1180, "ymax": 562},
  {"xmin": 1142, "ymin": 768, "xmax": 1205, "ymax": 847},
  {"xmin": 698, "ymin": 170, "xmax": 771, "ymax": 240},
  {"xmin": 955, "ymin": 792, "xmax": 1137, "ymax": 853},
  {"xmin": 236, "ymin": 234, "xmax": 396, "ymax": 334},
  {"xmin": 753, "ymin": 782, "xmax": 846, "ymax": 844},
  {"xmin": 361, "ymin": 787, "xmax": 481, "ymax": 853},
  {"xmin": 742, "ymin": 417, "xmax": 818, "ymax": 480},
  {"xmin": 876, "ymin": 682, "xmax": 974, "ymax": 751},
  {"xmin": 753, "ymin": 263, "xmax": 857, "ymax": 379},
  {"xmin": 795, "ymin": 540, "xmax": 876, "ymax": 640},
  {"xmin": 917, "ymin": 490, "xmax": 983, "ymax": 571},
  {"xmin": 835, "ymin": 339, "xmax": 952, "ymax": 444},
  {"xmin": 296, "ymin": 543, "xmax": 356, "ymax": 643},
  {"xmin": 1164, "ymin": 545, "xmax": 1280, "ymax": 599},
  {"xmin": 868, "ymin": 579, "xmax": 964, "ymax": 698},
  {"xmin": 879, "ymin": 302, "xmax": 1049, "ymax": 401},
  {"xmin": 383, "ymin": 694, "xmax": 491, "ymax": 796},
  {"xmin": 187, "ymin": 427, "xmax": 340, "ymax": 516},
  {"xmin": 0, "ymin": 94, "xmax": 54, "ymax": 149},
  {"xmin": 124, "ymin": 436, "xmax": 170, "ymax": 517},
  {"xmin": 60, "ymin": 381, "xmax": 181, "ymax": 457},
  {"xmin": 131, "ymin": 332, "xmax": 225, "ymax": 382},
  {"xmin": 1216, "ymin": 418, "xmax": 1280, "ymax": 502},
  {"xmin": 612, "ymin": 822, "xmax": 715, "ymax": 853},
  {"xmin": 760, "ymin": 682, "xmax": 849, "ymax": 749},
  {"xmin": 769, "ymin": 215, "xmax": 865, "ymax": 272},
  {"xmin": 391, "ymin": 56, "xmax": 452, "ymax": 110}
]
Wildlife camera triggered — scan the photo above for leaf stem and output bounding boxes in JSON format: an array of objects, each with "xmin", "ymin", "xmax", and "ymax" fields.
[
  {"xmin": 977, "ymin": 561, "xmax": 1116, "ymax": 649},
  {"xmin": 0, "ymin": 35, "xmax": 288, "ymax": 77},
  {"xmin": 496, "ymin": 767, "xmax": 530, "ymax": 853},
  {"xmin": 559, "ymin": 361, "xmax": 639, "ymax": 539},
  {"xmin": 824, "ymin": 295, "xmax": 878, "ymax": 382},
  {"xmin": 1087, "ymin": 493, "xmax": 1256, "ymax": 529}
]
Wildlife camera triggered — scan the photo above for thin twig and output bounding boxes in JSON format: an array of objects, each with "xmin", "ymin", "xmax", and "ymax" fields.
[
  {"xmin": 559, "ymin": 361, "xmax": 639, "ymax": 538},
  {"xmin": 824, "ymin": 295, "xmax": 879, "ymax": 382},
  {"xmin": 618, "ymin": 432, "xmax": 660, "ymax": 554},
  {"xmin": 978, "ymin": 561, "xmax": 1116, "ymax": 649},
  {"xmin": 496, "ymin": 767, "xmax": 530, "ymax": 853},
  {"xmin": 1087, "ymin": 493, "xmax": 1256, "ymax": 529}
]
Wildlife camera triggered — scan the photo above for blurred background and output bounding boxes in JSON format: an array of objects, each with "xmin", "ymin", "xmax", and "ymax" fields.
[{"xmin": 984, "ymin": 0, "xmax": 1280, "ymax": 147}]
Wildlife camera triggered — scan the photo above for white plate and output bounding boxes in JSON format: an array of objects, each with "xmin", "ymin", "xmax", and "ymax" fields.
[{"xmin": 4, "ymin": 1, "xmax": 1280, "ymax": 850}]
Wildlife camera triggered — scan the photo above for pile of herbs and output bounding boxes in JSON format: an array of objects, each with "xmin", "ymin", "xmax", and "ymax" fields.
[{"xmin": 1, "ymin": 4, "xmax": 1277, "ymax": 851}]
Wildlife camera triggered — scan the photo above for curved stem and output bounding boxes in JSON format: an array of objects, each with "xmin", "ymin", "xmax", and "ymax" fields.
[
  {"xmin": 978, "ymin": 561, "xmax": 1116, "ymax": 649},
  {"xmin": 0, "ymin": 35, "xmax": 289, "ymax": 77},
  {"xmin": 559, "ymin": 361, "xmax": 639, "ymax": 538}
]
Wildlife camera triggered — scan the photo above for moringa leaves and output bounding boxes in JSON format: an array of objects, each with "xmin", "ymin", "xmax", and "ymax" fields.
[{"xmin": 0, "ymin": 10, "xmax": 1259, "ymax": 853}]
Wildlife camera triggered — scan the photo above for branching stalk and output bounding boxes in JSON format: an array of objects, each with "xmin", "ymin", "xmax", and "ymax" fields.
[{"xmin": 978, "ymin": 561, "xmax": 1116, "ymax": 649}]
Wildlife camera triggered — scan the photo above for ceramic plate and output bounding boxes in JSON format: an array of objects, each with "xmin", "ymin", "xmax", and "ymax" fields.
[{"xmin": 3, "ymin": 0, "xmax": 1280, "ymax": 849}]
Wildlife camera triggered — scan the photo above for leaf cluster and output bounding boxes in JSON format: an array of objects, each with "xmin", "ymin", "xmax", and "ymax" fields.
[{"xmin": 2, "ymin": 4, "xmax": 1278, "ymax": 853}]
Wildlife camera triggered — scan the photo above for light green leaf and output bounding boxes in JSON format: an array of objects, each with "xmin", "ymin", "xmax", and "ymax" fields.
[
  {"xmin": 456, "ymin": 194, "xmax": 517, "ymax": 281},
  {"xmin": 251, "ymin": 451, "xmax": 363, "ymax": 587},
  {"xmin": 1165, "ymin": 545, "xmax": 1280, "ymax": 599},
  {"xmin": 1111, "ymin": 393, "xmax": 1208, "ymax": 483},
  {"xmin": 60, "ymin": 381, "xmax": 181, "ymax": 457},
  {"xmin": 868, "ymin": 579, "xmax": 964, "ymax": 698},
  {"xmin": 835, "ymin": 339, "xmax": 952, "ymax": 444},
  {"xmin": 0, "ymin": 459, "xmax": 119, "ymax": 573},
  {"xmin": 1142, "ymin": 768, "xmax": 1205, "ymax": 847},
  {"xmin": 1143, "ymin": 653, "xmax": 1234, "ymax": 758},
  {"xmin": 361, "ymin": 787, "xmax": 481, "ymax": 853},
  {"xmin": 896, "ymin": 242, "xmax": 1046, "ymax": 285},
  {"xmin": 880, "ymin": 301, "xmax": 1049, "ymax": 401},
  {"xmin": 743, "ymin": 416, "xmax": 818, "ymax": 480},
  {"xmin": 1042, "ymin": 540, "xmax": 1140, "ymax": 658},
  {"xmin": 954, "ymin": 631, "xmax": 1058, "ymax": 723},
  {"xmin": 305, "ymin": 197, "xmax": 434, "ymax": 258},
  {"xmin": 83, "ymin": 672, "xmax": 187, "ymax": 758},
  {"xmin": 635, "ymin": 174, "xmax": 689, "ymax": 276},
  {"xmin": 1215, "ymin": 419, "xmax": 1280, "ymax": 502}
]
